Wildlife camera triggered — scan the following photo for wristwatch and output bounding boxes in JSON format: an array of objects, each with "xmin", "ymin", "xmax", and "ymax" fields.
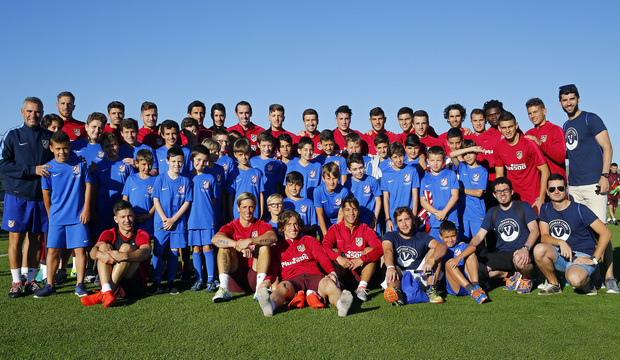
[
  {"xmin": 589, "ymin": 255, "xmax": 598, "ymax": 264},
  {"xmin": 602, "ymin": 173, "xmax": 609, "ymax": 178},
  {"xmin": 523, "ymin": 245, "xmax": 531, "ymax": 251}
]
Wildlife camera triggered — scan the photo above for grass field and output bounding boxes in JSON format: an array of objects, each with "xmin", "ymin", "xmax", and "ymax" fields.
[{"xmin": 0, "ymin": 227, "xmax": 619, "ymax": 360}]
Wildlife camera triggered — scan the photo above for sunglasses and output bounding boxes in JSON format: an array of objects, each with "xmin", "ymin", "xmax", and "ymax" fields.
[
  {"xmin": 548, "ymin": 186, "xmax": 566, "ymax": 193},
  {"xmin": 559, "ymin": 84, "xmax": 576, "ymax": 90}
]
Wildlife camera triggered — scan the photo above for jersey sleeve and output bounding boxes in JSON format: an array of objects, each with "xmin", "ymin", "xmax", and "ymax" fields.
[
  {"xmin": 410, "ymin": 167, "xmax": 420, "ymax": 189},
  {"xmin": 578, "ymin": 203, "xmax": 600, "ymax": 227},
  {"xmin": 521, "ymin": 201, "xmax": 539, "ymax": 224},
  {"xmin": 41, "ymin": 165, "xmax": 52, "ymax": 190},
  {"xmin": 307, "ymin": 201, "xmax": 317, "ymax": 225},
  {"xmin": 184, "ymin": 177, "xmax": 193, "ymax": 202},
  {"xmin": 360, "ymin": 226, "xmax": 384, "ymax": 263},
  {"xmin": 538, "ymin": 203, "xmax": 551, "ymax": 224},
  {"xmin": 480, "ymin": 208, "xmax": 495, "ymax": 231},
  {"xmin": 527, "ymin": 139, "xmax": 547, "ymax": 167},
  {"xmin": 313, "ymin": 187, "xmax": 324, "ymax": 208},
  {"xmin": 541, "ymin": 125, "xmax": 566, "ymax": 166},
  {"xmin": 218, "ymin": 222, "xmax": 235, "ymax": 238},
  {"xmin": 152, "ymin": 176, "xmax": 162, "ymax": 199},
  {"xmin": 308, "ymin": 236, "xmax": 335, "ymax": 273},
  {"xmin": 0, "ymin": 132, "xmax": 34, "ymax": 178},
  {"xmin": 321, "ymin": 226, "xmax": 340, "ymax": 261},
  {"xmin": 82, "ymin": 162, "xmax": 92, "ymax": 183},
  {"xmin": 135, "ymin": 229, "xmax": 152, "ymax": 247},
  {"xmin": 97, "ymin": 229, "xmax": 116, "ymax": 244},
  {"xmin": 493, "ymin": 142, "xmax": 504, "ymax": 167},
  {"xmin": 370, "ymin": 177, "xmax": 381, "ymax": 197},
  {"xmin": 449, "ymin": 171, "xmax": 459, "ymax": 190},
  {"xmin": 586, "ymin": 113, "xmax": 607, "ymax": 136}
]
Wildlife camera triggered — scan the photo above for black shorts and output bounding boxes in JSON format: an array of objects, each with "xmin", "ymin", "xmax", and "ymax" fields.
[{"xmin": 478, "ymin": 248, "xmax": 516, "ymax": 272}]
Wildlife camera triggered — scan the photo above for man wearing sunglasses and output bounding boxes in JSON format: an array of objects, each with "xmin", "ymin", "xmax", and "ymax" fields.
[
  {"xmin": 559, "ymin": 84, "xmax": 617, "ymax": 293},
  {"xmin": 457, "ymin": 177, "xmax": 539, "ymax": 294},
  {"xmin": 534, "ymin": 174, "xmax": 612, "ymax": 295}
]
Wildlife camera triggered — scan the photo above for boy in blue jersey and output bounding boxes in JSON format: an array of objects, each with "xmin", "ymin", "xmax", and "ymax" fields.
[
  {"xmin": 420, "ymin": 146, "xmax": 460, "ymax": 239},
  {"xmin": 283, "ymin": 171, "xmax": 318, "ymax": 236},
  {"xmin": 444, "ymin": 128, "xmax": 464, "ymax": 171},
  {"xmin": 122, "ymin": 149, "xmax": 156, "ymax": 236},
  {"xmin": 201, "ymin": 138, "xmax": 228, "ymax": 227},
  {"xmin": 382, "ymin": 142, "xmax": 420, "ymax": 232},
  {"xmin": 155, "ymin": 120, "xmax": 192, "ymax": 176},
  {"xmin": 187, "ymin": 145, "xmax": 218, "ymax": 292},
  {"xmin": 314, "ymin": 130, "xmax": 348, "ymax": 184},
  {"xmin": 36, "ymin": 131, "xmax": 92, "ymax": 298},
  {"xmin": 92, "ymin": 133, "xmax": 134, "ymax": 239},
  {"xmin": 374, "ymin": 133, "xmax": 392, "ymax": 180},
  {"xmin": 72, "ymin": 112, "xmax": 106, "ymax": 173},
  {"xmin": 277, "ymin": 133, "xmax": 296, "ymax": 166},
  {"xmin": 440, "ymin": 221, "xmax": 488, "ymax": 303},
  {"xmin": 151, "ymin": 147, "xmax": 193, "ymax": 295},
  {"xmin": 345, "ymin": 153, "xmax": 381, "ymax": 231},
  {"xmin": 450, "ymin": 140, "xmax": 487, "ymax": 240},
  {"xmin": 266, "ymin": 193, "xmax": 284, "ymax": 230},
  {"xmin": 212, "ymin": 128, "xmax": 235, "ymax": 182},
  {"xmin": 345, "ymin": 132, "xmax": 374, "ymax": 178},
  {"xmin": 284, "ymin": 136, "xmax": 322, "ymax": 201},
  {"xmin": 404, "ymin": 133, "xmax": 427, "ymax": 177},
  {"xmin": 250, "ymin": 132, "xmax": 284, "ymax": 205},
  {"xmin": 118, "ymin": 118, "xmax": 156, "ymax": 174},
  {"xmin": 314, "ymin": 162, "xmax": 350, "ymax": 236},
  {"xmin": 227, "ymin": 138, "xmax": 264, "ymax": 220}
]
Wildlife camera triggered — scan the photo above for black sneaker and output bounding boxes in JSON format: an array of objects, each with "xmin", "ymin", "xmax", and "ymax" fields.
[
  {"xmin": 84, "ymin": 269, "xmax": 98, "ymax": 283},
  {"xmin": 168, "ymin": 284, "xmax": 180, "ymax": 295},
  {"xmin": 55, "ymin": 269, "xmax": 68, "ymax": 285},
  {"xmin": 24, "ymin": 280, "xmax": 43, "ymax": 295},
  {"xmin": 8, "ymin": 282, "xmax": 23, "ymax": 298},
  {"xmin": 147, "ymin": 283, "xmax": 166, "ymax": 296}
]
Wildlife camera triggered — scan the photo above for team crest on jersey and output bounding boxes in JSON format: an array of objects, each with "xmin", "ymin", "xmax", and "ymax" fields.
[
  {"xmin": 251, "ymin": 175, "xmax": 257, "ymax": 183},
  {"xmin": 540, "ymin": 135, "xmax": 547, "ymax": 143},
  {"xmin": 473, "ymin": 173, "xmax": 480, "ymax": 182},
  {"xmin": 297, "ymin": 244, "xmax": 305, "ymax": 252},
  {"xmin": 355, "ymin": 237, "xmax": 363, "ymax": 247},
  {"xmin": 396, "ymin": 246, "xmax": 418, "ymax": 267},
  {"xmin": 147, "ymin": 185, "xmax": 154, "ymax": 194},
  {"xmin": 178, "ymin": 185, "xmax": 185, "ymax": 194},
  {"xmin": 441, "ymin": 178, "xmax": 447, "ymax": 186},
  {"xmin": 251, "ymin": 231, "xmax": 258, "ymax": 238},
  {"xmin": 335, "ymin": 198, "xmax": 342, "ymax": 206},
  {"xmin": 223, "ymin": 163, "xmax": 228, "ymax": 170},
  {"xmin": 251, "ymin": 134, "xmax": 257, "ymax": 142},
  {"xmin": 363, "ymin": 185, "xmax": 371, "ymax": 194},
  {"xmin": 266, "ymin": 164, "xmax": 273, "ymax": 172},
  {"xmin": 516, "ymin": 151, "xmax": 523, "ymax": 160},
  {"xmin": 301, "ymin": 205, "xmax": 307, "ymax": 213},
  {"xmin": 119, "ymin": 165, "xmax": 126, "ymax": 172},
  {"xmin": 454, "ymin": 248, "xmax": 462, "ymax": 257},
  {"xmin": 74, "ymin": 129, "xmax": 81, "ymax": 136},
  {"xmin": 156, "ymin": 138, "xmax": 163, "ymax": 146},
  {"xmin": 404, "ymin": 174, "xmax": 411, "ymax": 182},
  {"xmin": 98, "ymin": 151, "xmax": 105, "ymax": 159},
  {"xmin": 498, "ymin": 219, "xmax": 519, "ymax": 242},
  {"xmin": 317, "ymin": 143, "xmax": 323, "ymax": 150},
  {"xmin": 549, "ymin": 220, "xmax": 571, "ymax": 241},
  {"xmin": 566, "ymin": 128, "xmax": 578, "ymax": 151},
  {"xmin": 42, "ymin": 140, "xmax": 49, "ymax": 149},
  {"xmin": 216, "ymin": 174, "xmax": 222, "ymax": 182},
  {"xmin": 202, "ymin": 180, "xmax": 210, "ymax": 189},
  {"xmin": 8, "ymin": 220, "xmax": 15, "ymax": 228},
  {"xmin": 72, "ymin": 165, "xmax": 80, "ymax": 174},
  {"xmin": 310, "ymin": 171, "xmax": 316, "ymax": 179}
]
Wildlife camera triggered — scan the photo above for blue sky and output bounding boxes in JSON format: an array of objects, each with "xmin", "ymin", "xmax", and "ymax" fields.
[{"xmin": 1, "ymin": 1, "xmax": 618, "ymax": 161}]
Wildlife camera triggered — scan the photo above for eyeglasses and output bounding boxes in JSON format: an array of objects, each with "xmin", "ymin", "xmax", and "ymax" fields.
[
  {"xmin": 494, "ymin": 188, "xmax": 511, "ymax": 195},
  {"xmin": 559, "ymin": 84, "xmax": 576, "ymax": 90},
  {"xmin": 548, "ymin": 186, "xmax": 566, "ymax": 193},
  {"xmin": 268, "ymin": 203, "xmax": 283, "ymax": 207}
]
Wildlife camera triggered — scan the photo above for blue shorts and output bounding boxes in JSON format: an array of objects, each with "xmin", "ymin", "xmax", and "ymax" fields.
[
  {"xmin": 446, "ymin": 264, "xmax": 470, "ymax": 296},
  {"xmin": 47, "ymin": 224, "xmax": 90, "ymax": 249},
  {"xmin": 460, "ymin": 219, "xmax": 482, "ymax": 239},
  {"xmin": 552, "ymin": 246, "xmax": 597, "ymax": 276},
  {"xmin": 154, "ymin": 230, "xmax": 187, "ymax": 249},
  {"xmin": 188, "ymin": 229, "xmax": 214, "ymax": 246},
  {"xmin": 1, "ymin": 193, "xmax": 48, "ymax": 233}
]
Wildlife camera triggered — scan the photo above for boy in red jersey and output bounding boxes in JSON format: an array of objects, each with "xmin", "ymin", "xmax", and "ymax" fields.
[{"xmin": 523, "ymin": 98, "xmax": 566, "ymax": 180}]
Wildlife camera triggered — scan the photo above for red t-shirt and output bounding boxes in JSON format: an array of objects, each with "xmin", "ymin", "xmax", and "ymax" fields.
[
  {"xmin": 477, "ymin": 127, "xmax": 503, "ymax": 181},
  {"xmin": 321, "ymin": 222, "xmax": 383, "ymax": 262},
  {"xmin": 103, "ymin": 124, "xmax": 124, "ymax": 144},
  {"xmin": 524, "ymin": 121, "xmax": 566, "ymax": 179},
  {"xmin": 437, "ymin": 129, "xmax": 476, "ymax": 154},
  {"xmin": 138, "ymin": 127, "xmax": 164, "ymax": 149},
  {"xmin": 333, "ymin": 128, "xmax": 367, "ymax": 156},
  {"xmin": 418, "ymin": 135, "xmax": 443, "ymax": 153},
  {"xmin": 299, "ymin": 130, "xmax": 321, "ymax": 158},
  {"xmin": 270, "ymin": 235, "xmax": 334, "ymax": 281},
  {"xmin": 63, "ymin": 119, "xmax": 86, "ymax": 141},
  {"xmin": 218, "ymin": 219, "xmax": 275, "ymax": 267},
  {"xmin": 97, "ymin": 228, "xmax": 151, "ymax": 285},
  {"xmin": 364, "ymin": 130, "xmax": 401, "ymax": 155},
  {"xmin": 494, "ymin": 135, "xmax": 547, "ymax": 205},
  {"xmin": 227, "ymin": 123, "xmax": 265, "ymax": 156}
]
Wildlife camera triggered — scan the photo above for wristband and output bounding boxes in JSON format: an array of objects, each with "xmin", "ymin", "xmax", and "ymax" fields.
[
  {"xmin": 387, "ymin": 265, "xmax": 395, "ymax": 269},
  {"xmin": 602, "ymin": 173, "xmax": 609, "ymax": 178},
  {"xmin": 428, "ymin": 258, "xmax": 436, "ymax": 266},
  {"xmin": 386, "ymin": 217, "xmax": 392, "ymax": 222}
]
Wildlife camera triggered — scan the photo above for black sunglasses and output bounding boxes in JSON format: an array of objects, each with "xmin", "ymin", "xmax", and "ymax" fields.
[
  {"xmin": 548, "ymin": 186, "xmax": 566, "ymax": 193},
  {"xmin": 559, "ymin": 84, "xmax": 575, "ymax": 90}
]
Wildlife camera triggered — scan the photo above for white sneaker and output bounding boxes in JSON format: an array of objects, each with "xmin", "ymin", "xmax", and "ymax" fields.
[
  {"xmin": 212, "ymin": 287, "xmax": 232, "ymax": 303},
  {"xmin": 537, "ymin": 280, "xmax": 552, "ymax": 290},
  {"xmin": 257, "ymin": 287, "xmax": 273, "ymax": 317},
  {"xmin": 338, "ymin": 290, "xmax": 353, "ymax": 317},
  {"xmin": 355, "ymin": 286, "xmax": 368, "ymax": 302}
]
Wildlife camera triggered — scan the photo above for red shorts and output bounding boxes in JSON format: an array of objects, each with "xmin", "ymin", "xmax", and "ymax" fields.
[
  {"xmin": 608, "ymin": 198, "xmax": 618, "ymax": 207},
  {"xmin": 228, "ymin": 267, "xmax": 257, "ymax": 293},
  {"xmin": 286, "ymin": 273, "xmax": 324, "ymax": 293}
]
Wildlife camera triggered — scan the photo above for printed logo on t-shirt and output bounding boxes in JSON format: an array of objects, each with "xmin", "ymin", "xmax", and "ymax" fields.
[
  {"xmin": 355, "ymin": 237, "xmax": 363, "ymax": 247},
  {"xmin": 156, "ymin": 138, "xmax": 163, "ymax": 146},
  {"xmin": 396, "ymin": 246, "xmax": 419, "ymax": 268},
  {"xmin": 297, "ymin": 244, "xmax": 305, "ymax": 252},
  {"xmin": 516, "ymin": 151, "xmax": 523, "ymax": 160},
  {"xmin": 454, "ymin": 247, "xmax": 462, "ymax": 257},
  {"xmin": 541, "ymin": 135, "xmax": 547, "ymax": 143},
  {"xmin": 119, "ymin": 165, "xmax": 126, "ymax": 172},
  {"xmin": 8, "ymin": 220, "xmax": 14, "ymax": 228},
  {"xmin": 441, "ymin": 178, "xmax": 447, "ymax": 186},
  {"xmin": 216, "ymin": 174, "xmax": 222, "ymax": 182},
  {"xmin": 300, "ymin": 205, "xmax": 307, "ymax": 213},
  {"xmin": 202, "ymin": 180, "xmax": 210, "ymax": 189},
  {"xmin": 266, "ymin": 164, "xmax": 273, "ymax": 172},
  {"xmin": 74, "ymin": 129, "xmax": 81, "ymax": 136},
  {"xmin": 42, "ymin": 140, "xmax": 49, "ymax": 149},
  {"xmin": 404, "ymin": 174, "xmax": 411, "ymax": 183},
  {"xmin": 98, "ymin": 151, "xmax": 105, "ymax": 159},
  {"xmin": 565, "ymin": 127, "xmax": 578, "ymax": 151},
  {"xmin": 251, "ymin": 175, "xmax": 257, "ymax": 184},
  {"xmin": 317, "ymin": 143, "xmax": 323, "ymax": 150},
  {"xmin": 363, "ymin": 185, "xmax": 371, "ymax": 194},
  {"xmin": 147, "ymin": 185, "xmax": 154, "ymax": 194},
  {"xmin": 251, "ymin": 134, "xmax": 257, "ymax": 142},
  {"xmin": 473, "ymin": 173, "xmax": 480, "ymax": 182},
  {"xmin": 178, "ymin": 185, "xmax": 185, "ymax": 194},
  {"xmin": 310, "ymin": 171, "xmax": 316, "ymax": 179},
  {"xmin": 548, "ymin": 219, "xmax": 571, "ymax": 241},
  {"xmin": 222, "ymin": 163, "xmax": 228, "ymax": 170},
  {"xmin": 72, "ymin": 165, "xmax": 80, "ymax": 174},
  {"xmin": 335, "ymin": 198, "xmax": 342, "ymax": 206},
  {"xmin": 498, "ymin": 219, "xmax": 520, "ymax": 242}
]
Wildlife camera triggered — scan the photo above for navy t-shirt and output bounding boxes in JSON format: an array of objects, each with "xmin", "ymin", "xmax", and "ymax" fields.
[
  {"xmin": 480, "ymin": 201, "xmax": 538, "ymax": 252},
  {"xmin": 563, "ymin": 111, "xmax": 606, "ymax": 186},
  {"xmin": 383, "ymin": 230, "xmax": 434, "ymax": 271},
  {"xmin": 539, "ymin": 201, "xmax": 598, "ymax": 255}
]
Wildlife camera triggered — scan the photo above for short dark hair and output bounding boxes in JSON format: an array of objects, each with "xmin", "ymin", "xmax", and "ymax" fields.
[
  {"xmin": 269, "ymin": 104, "xmax": 284, "ymax": 114},
  {"xmin": 100, "ymin": 132, "xmax": 118, "ymax": 147},
  {"xmin": 320, "ymin": 129, "xmax": 335, "ymax": 142},
  {"xmin": 212, "ymin": 128, "xmax": 229, "ymax": 138},
  {"xmin": 160, "ymin": 119, "xmax": 180, "ymax": 132},
  {"xmin": 439, "ymin": 220, "xmax": 457, "ymax": 234},
  {"xmin": 303, "ymin": 108, "xmax": 318, "ymax": 118},
  {"xmin": 462, "ymin": 139, "xmax": 477, "ymax": 148},
  {"xmin": 141, "ymin": 101, "xmax": 157, "ymax": 112},
  {"xmin": 286, "ymin": 171, "xmax": 304, "ymax": 185},
  {"xmin": 181, "ymin": 117, "xmax": 199, "ymax": 130},
  {"xmin": 233, "ymin": 137, "xmax": 251, "ymax": 154},
  {"xmin": 388, "ymin": 141, "xmax": 405, "ymax": 157},
  {"xmin": 443, "ymin": 104, "xmax": 466, "ymax": 120},
  {"xmin": 120, "ymin": 118, "xmax": 139, "ymax": 131},
  {"xmin": 412, "ymin": 110, "xmax": 429, "ymax": 121},
  {"xmin": 447, "ymin": 127, "xmax": 463, "ymax": 140},
  {"xmin": 492, "ymin": 177, "xmax": 513, "ymax": 191},
  {"xmin": 482, "ymin": 99, "xmax": 504, "ymax": 113},
  {"xmin": 612, "ymin": 163, "xmax": 618, "ymax": 167},
  {"xmin": 257, "ymin": 131, "xmax": 276, "ymax": 145},
  {"xmin": 470, "ymin": 108, "xmax": 485, "ymax": 118},
  {"xmin": 187, "ymin": 100, "xmax": 206, "ymax": 114},
  {"xmin": 50, "ymin": 130, "xmax": 70, "ymax": 145},
  {"xmin": 559, "ymin": 84, "xmax": 579, "ymax": 100},
  {"xmin": 136, "ymin": 148, "xmax": 154, "ymax": 164},
  {"xmin": 547, "ymin": 173, "xmax": 567, "ymax": 187},
  {"xmin": 525, "ymin": 98, "xmax": 545, "ymax": 109},
  {"xmin": 341, "ymin": 195, "xmax": 359, "ymax": 210},
  {"xmin": 335, "ymin": 105, "xmax": 352, "ymax": 117},
  {"xmin": 346, "ymin": 153, "xmax": 365, "ymax": 169},
  {"xmin": 235, "ymin": 101, "xmax": 252, "ymax": 115},
  {"xmin": 113, "ymin": 199, "xmax": 134, "ymax": 215},
  {"xmin": 167, "ymin": 146, "xmax": 184, "ymax": 159},
  {"xmin": 397, "ymin": 107, "xmax": 414, "ymax": 117},
  {"xmin": 393, "ymin": 206, "xmax": 414, "ymax": 222},
  {"xmin": 211, "ymin": 103, "xmax": 226, "ymax": 119},
  {"xmin": 87, "ymin": 112, "xmax": 107, "ymax": 125},
  {"xmin": 369, "ymin": 107, "xmax": 385, "ymax": 117},
  {"xmin": 191, "ymin": 144, "xmax": 210, "ymax": 160},
  {"xmin": 404, "ymin": 133, "xmax": 420, "ymax": 147},
  {"xmin": 277, "ymin": 133, "xmax": 293, "ymax": 146},
  {"xmin": 374, "ymin": 133, "xmax": 389, "ymax": 146},
  {"xmin": 41, "ymin": 114, "xmax": 63, "ymax": 130},
  {"xmin": 345, "ymin": 131, "xmax": 362, "ymax": 145},
  {"xmin": 298, "ymin": 136, "xmax": 314, "ymax": 150},
  {"xmin": 107, "ymin": 101, "xmax": 125, "ymax": 113},
  {"xmin": 498, "ymin": 111, "xmax": 516, "ymax": 125},
  {"xmin": 57, "ymin": 91, "xmax": 75, "ymax": 102},
  {"xmin": 427, "ymin": 145, "xmax": 445, "ymax": 158}
]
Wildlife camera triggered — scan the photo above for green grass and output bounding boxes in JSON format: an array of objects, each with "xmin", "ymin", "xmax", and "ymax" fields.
[{"xmin": 0, "ymin": 228, "xmax": 619, "ymax": 359}]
